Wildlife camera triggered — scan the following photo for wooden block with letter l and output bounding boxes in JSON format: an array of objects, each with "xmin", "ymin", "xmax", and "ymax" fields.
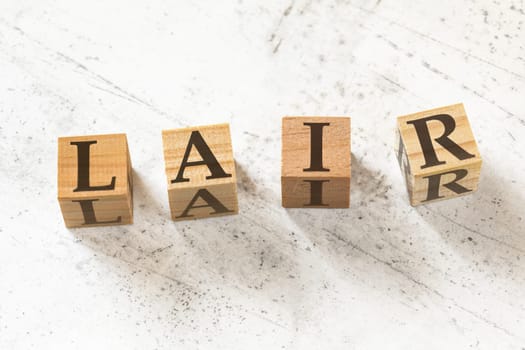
[
  {"xmin": 162, "ymin": 123, "xmax": 238, "ymax": 221},
  {"xmin": 395, "ymin": 103, "xmax": 482, "ymax": 206},
  {"xmin": 281, "ymin": 117, "xmax": 351, "ymax": 208},
  {"xmin": 57, "ymin": 133, "xmax": 133, "ymax": 228}
]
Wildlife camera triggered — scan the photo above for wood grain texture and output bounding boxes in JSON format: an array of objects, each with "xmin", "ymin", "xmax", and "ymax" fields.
[
  {"xmin": 396, "ymin": 104, "xmax": 482, "ymax": 205},
  {"xmin": 162, "ymin": 124, "xmax": 238, "ymax": 221},
  {"xmin": 57, "ymin": 133, "xmax": 133, "ymax": 227},
  {"xmin": 282, "ymin": 117, "xmax": 351, "ymax": 208}
]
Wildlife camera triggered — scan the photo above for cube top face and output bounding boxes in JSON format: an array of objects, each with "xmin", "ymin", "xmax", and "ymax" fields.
[
  {"xmin": 57, "ymin": 133, "xmax": 130, "ymax": 200},
  {"xmin": 397, "ymin": 103, "xmax": 481, "ymax": 176},
  {"xmin": 162, "ymin": 123, "xmax": 237, "ymax": 190},
  {"xmin": 282, "ymin": 117, "xmax": 351, "ymax": 178}
]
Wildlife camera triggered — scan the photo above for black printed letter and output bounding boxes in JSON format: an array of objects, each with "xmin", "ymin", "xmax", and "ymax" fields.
[
  {"xmin": 176, "ymin": 189, "xmax": 233, "ymax": 218},
  {"xmin": 303, "ymin": 180, "xmax": 329, "ymax": 207},
  {"xmin": 70, "ymin": 141, "xmax": 116, "ymax": 192},
  {"xmin": 423, "ymin": 169, "xmax": 471, "ymax": 202},
  {"xmin": 72, "ymin": 199, "xmax": 122, "ymax": 225},
  {"xmin": 303, "ymin": 122, "xmax": 330, "ymax": 172},
  {"xmin": 172, "ymin": 131, "xmax": 232, "ymax": 183},
  {"xmin": 406, "ymin": 114, "xmax": 475, "ymax": 169}
]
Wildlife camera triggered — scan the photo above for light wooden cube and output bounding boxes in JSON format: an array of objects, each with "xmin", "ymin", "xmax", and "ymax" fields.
[
  {"xmin": 57, "ymin": 133, "xmax": 133, "ymax": 228},
  {"xmin": 162, "ymin": 123, "xmax": 238, "ymax": 221},
  {"xmin": 281, "ymin": 117, "xmax": 351, "ymax": 208},
  {"xmin": 396, "ymin": 103, "xmax": 482, "ymax": 206}
]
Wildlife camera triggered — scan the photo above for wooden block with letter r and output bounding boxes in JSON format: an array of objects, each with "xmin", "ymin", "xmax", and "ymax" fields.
[
  {"xmin": 57, "ymin": 133, "xmax": 133, "ymax": 228},
  {"xmin": 281, "ymin": 117, "xmax": 351, "ymax": 208},
  {"xmin": 396, "ymin": 103, "xmax": 482, "ymax": 206},
  {"xmin": 162, "ymin": 123, "xmax": 239, "ymax": 221}
]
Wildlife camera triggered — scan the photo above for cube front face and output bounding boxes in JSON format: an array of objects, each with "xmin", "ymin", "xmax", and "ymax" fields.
[
  {"xmin": 57, "ymin": 134, "xmax": 133, "ymax": 228},
  {"xmin": 58, "ymin": 194, "xmax": 133, "ymax": 228},
  {"xmin": 162, "ymin": 124, "xmax": 238, "ymax": 221},
  {"xmin": 167, "ymin": 183, "xmax": 237, "ymax": 220},
  {"xmin": 281, "ymin": 117, "xmax": 351, "ymax": 208},
  {"xmin": 396, "ymin": 103, "xmax": 482, "ymax": 206},
  {"xmin": 281, "ymin": 177, "xmax": 350, "ymax": 208}
]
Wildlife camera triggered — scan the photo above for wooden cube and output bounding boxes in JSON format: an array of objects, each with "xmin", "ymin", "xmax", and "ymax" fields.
[
  {"xmin": 57, "ymin": 133, "xmax": 133, "ymax": 228},
  {"xmin": 162, "ymin": 124, "xmax": 238, "ymax": 221},
  {"xmin": 281, "ymin": 117, "xmax": 351, "ymax": 208},
  {"xmin": 396, "ymin": 103, "xmax": 482, "ymax": 206}
]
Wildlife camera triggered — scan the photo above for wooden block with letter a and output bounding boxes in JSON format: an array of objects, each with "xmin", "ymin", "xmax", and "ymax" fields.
[
  {"xmin": 57, "ymin": 133, "xmax": 133, "ymax": 228},
  {"xmin": 162, "ymin": 123, "xmax": 238, "ymax": 221},
  {"xmin": 281, "ymin": 117, "xmax": 351, "ymax": 208},
  {"xmin": 396, "ymin": 103, "xmax": 482, "ymax": 206}
]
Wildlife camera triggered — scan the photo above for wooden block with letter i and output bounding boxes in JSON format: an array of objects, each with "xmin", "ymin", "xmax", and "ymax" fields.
[
  {"xmin": 57, "ymin": 133, "xmax": 133, "ymax": 228},
  {"xmin": 162, "ymin": 123, "xmax": 239, "ymax": 221},
  {"xmin": 395, "ymin": 103, "xmax": 482, "ymax": 206},
  {"xmin": 281, "ymin": 117, "xmax": 351, "ymax": 208}
]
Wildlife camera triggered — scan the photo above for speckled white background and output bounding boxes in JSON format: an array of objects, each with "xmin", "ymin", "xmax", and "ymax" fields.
[{"xmin": 0, "ymin": 0, "xmax": 524, "ymax": 349}]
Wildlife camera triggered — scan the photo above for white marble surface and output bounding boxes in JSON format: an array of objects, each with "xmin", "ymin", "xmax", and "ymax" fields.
[{"xmin": 0, "ymin": 0, "xmax": 524, "ymax": 349}]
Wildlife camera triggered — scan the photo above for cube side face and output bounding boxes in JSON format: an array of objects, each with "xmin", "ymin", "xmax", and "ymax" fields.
[
  {"xmin": 395, "ymin": 126, "xmax": 415, "ymax": 202},
  {"xmin": 396, "ymin": 104, "xmax": 482, "ymax": 206},
  {"xmin": 281, "ymin": 176, "xmax": 350, "ymax": 208},
  {"xmin": 162, "ymin": 124, "xmax": 238, "ymax": 221},
  {"xmin": 168, "ymin": 182, "xmax": 238, "ymax": 221},
  {"xmin": 281, "ymin": 117, "xmax": 351, "ymax": 208},
  {"xmin": 57, "ymin": 133, "xmax": 133, "ymax": 228}
]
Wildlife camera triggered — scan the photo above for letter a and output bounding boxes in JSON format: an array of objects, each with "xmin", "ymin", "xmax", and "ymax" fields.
[{"xmin": 171, "ymin": 131, "xmax": 232, "ymax": 183}]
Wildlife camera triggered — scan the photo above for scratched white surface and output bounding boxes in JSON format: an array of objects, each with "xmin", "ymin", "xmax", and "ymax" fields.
[{"xmin": 0, "ymin": 1, "xmax": 524, "ymax": 349}]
